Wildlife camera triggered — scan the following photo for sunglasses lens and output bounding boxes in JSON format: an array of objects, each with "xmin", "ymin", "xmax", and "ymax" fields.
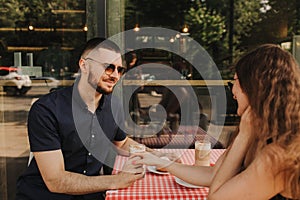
[
  {"xmin": 105, "ymin": 64, "xmax": 115, "ymax": 75},
  {"xmin": 117, "ymin": 67, "xmax": 126, "ymax": 75}
]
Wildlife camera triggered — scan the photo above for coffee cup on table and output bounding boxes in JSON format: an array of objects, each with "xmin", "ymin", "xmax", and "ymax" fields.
[{"xmin": 194, "ymin": 140, "xmax": 211, "ymax": 166}]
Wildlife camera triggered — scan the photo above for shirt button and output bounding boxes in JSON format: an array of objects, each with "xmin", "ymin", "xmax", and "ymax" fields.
[
  {"xmin": 91, "ymin": 135, "xmax": 95, "ymax": 138},
  {"xmin": 83, "ymin": 170, "xmax": 87, "ymax": 174},
  {"xmin": 88, "ymin": 152, "xmax": 91, "ymax": 156}
]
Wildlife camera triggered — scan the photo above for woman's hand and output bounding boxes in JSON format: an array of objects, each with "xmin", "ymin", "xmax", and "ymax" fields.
[
  {"xmin": 164, "ymin": 152, "xmax": 182, "ymax": 163},
  {"xmin": 238, "ymin": 106, "xmax": 254, "ymax": 140},
  {"xmin": 132, "ymin": 152, "xmax": 172, "ymax": 169},
  {"xmin": 151, "ymin": 151, "xmax": 182, "ymax": 164}
]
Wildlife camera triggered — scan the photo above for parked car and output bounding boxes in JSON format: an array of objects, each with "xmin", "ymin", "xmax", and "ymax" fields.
[
  {"xmin": 30, "ymin": 76, "xmax": 60, "ymax": 88},
  {"xmin": 48, "ymin": 73, "xmax": 78, "ymax": 92},
  {"xmin": 0, "ymin": 66, "xmax": 32, "ymax": 96}
]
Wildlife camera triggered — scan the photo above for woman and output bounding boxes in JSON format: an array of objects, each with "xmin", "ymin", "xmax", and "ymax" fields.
[{"xmin": 133, "ymin": 44, "xmax": 300, "ymax": 199}]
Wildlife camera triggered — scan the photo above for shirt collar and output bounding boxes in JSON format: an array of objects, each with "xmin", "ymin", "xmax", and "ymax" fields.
[{"xmin": 72, "ymin": 78, "xmax": 107, "ymax": 111}]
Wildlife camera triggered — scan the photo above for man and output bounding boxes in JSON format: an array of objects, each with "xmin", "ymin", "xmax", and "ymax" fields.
[{"xmin": 16, "ymin": 38, "xmax": 159, "ymax": 200}]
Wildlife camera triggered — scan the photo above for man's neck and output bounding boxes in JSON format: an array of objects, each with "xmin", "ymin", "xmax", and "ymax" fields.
[{"xmin": 78, "ymin": 80, "xmax": 102, "ymax": 113}]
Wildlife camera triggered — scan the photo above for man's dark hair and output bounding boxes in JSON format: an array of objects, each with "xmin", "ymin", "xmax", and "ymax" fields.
[{"xmin": 80, "ymin": 37, "xmax": 121, "ymax": 58}]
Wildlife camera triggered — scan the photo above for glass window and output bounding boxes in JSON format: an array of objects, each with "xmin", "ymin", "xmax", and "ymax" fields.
[
  {"xmin": 2, "ymin": 0, "xmax": 296, "ymax": 199},
  {"xmin": 1, "ymin": 1, "xmax": 87, "ymax": 199}
]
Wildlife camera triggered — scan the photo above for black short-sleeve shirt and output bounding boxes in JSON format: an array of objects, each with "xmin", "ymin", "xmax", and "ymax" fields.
[{"xmin": 16, "ymin": 83, "xmax": 127, "ymax": 200}]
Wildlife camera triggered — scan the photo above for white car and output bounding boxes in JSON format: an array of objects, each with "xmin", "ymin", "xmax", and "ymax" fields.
[
  {"xmin": 0, "ymin": 67, "xmax": 32, "ymax": 96},
  {"xmin": 30, "ymin": 77, "xmax": 60, "ymax": 88}
]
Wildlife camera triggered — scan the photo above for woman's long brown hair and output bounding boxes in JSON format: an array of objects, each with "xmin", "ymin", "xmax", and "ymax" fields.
[{"xmin": 235, "ymin": 44, "xmax": 300, "ymax": 198}]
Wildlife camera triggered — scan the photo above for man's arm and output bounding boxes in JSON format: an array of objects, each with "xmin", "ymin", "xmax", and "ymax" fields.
[{"xmin": 34, "ymin": 149, "xmax": 143, "ymax": 195}]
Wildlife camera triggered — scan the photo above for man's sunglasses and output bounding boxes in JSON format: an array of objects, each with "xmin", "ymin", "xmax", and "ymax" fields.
[{"xmin": 84, "ymin": 58, "xmax": 126, "ymax": 75}]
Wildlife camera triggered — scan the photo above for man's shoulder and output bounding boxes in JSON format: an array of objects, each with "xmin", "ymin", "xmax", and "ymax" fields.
[
  {"xmin": 34, "ymin": 86, "xmax": 73, "ymax": 108},
  {"xmin": 47, "ymin": 86, "xmax": 72, "ymax": 98}
]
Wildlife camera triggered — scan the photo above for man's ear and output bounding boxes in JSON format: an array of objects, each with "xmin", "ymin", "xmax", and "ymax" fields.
[{"xmin": 79, "ymin": 58, "xmax": 88, "ymax": 73}]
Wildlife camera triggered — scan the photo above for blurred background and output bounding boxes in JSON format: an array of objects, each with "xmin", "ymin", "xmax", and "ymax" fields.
[{"xmin": 1, "ymin": 0, "xmax": 300, "ymax": 199}]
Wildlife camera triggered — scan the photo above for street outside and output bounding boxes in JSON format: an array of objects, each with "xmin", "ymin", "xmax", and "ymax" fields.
[
  {"xmin": 0, "ymin": 86, "xmax": 235, "ymax": 158},
  {"xmin": 0, "ymin": 87, "xmax": 50, "ymax": 158},
  {"xmin": 0, "ymin": 86, "xmax": 52, "ymax": 200}
]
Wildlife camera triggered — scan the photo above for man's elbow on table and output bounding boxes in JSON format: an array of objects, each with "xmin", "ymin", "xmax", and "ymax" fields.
[
  {"xmin": 34, "ymin": 152, "xmax": 71, "ymax": 193},
  {"xmin": 43, "ymin": 175, "xmax": 65, "ymax": 193}
]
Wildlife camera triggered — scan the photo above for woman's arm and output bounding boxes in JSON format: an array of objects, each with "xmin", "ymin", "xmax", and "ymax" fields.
[
  {"xmin": 209, "ymin": 107, "xmax": 253, "ymax": 195},
  {"xmin": 208, "ymin": 107, "xmax": 285, "ymax": 199},
  {"xmin": 134, "ymin": 150, "xmax": 227, "ymax": 187},
  {"xmin": 165, "ymin": 107, "xmax": 253, "ymax": 187},
  {"xmin": 208, "ymin": 132, "xmax": 252, "ymax": 195},
  {"xmin": 167, "ymin": 151, "xmax": 227, "ymax": 186},
  {"xmin": 207, "ymin": 146, "xmax": 285, "ymax": 200}
]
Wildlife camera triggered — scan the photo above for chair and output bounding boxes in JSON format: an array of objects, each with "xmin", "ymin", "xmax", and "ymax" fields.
[
  {"xmin": 27, "ymin": 152, "xmax": 34, "ymax": 166},
  {"xmin": 27, "ymin": 98, "xmax": 39, "ymax": 166}
]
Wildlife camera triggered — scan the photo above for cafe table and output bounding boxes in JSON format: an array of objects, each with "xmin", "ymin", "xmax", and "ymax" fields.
[{"xmin": 105, "ymin": 149, "xmax": 226, "ymax": 200}]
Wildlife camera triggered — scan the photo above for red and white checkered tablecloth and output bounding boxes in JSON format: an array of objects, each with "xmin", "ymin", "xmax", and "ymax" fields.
[{"xmin": 106, "ymin": 149, "xmax": 225, "ymax": 200}]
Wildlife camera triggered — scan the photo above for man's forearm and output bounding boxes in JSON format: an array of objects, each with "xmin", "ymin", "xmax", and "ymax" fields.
[{"xmin": 46, "ymin": 171, "xmax": 119, "ymax": 195}]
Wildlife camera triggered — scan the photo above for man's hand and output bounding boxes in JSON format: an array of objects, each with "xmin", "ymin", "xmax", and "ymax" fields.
[{"xmin": 114, "ymin": 157, "xmax": 144, "ymax": 189}]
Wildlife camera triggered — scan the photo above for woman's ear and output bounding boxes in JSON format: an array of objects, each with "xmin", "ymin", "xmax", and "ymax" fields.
[{"xmin": 79, "ymin": 58, "xmax": 88, "ymax": 73}]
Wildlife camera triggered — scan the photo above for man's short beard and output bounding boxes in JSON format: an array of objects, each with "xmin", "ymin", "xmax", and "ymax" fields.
[
  {"xmin": 88, "ymin": 73, "xmax": 112, "ymax": 95},
  {"xmin": 95, "ymin": 86, "xmax": 111, "ymax": 95},
  {"xmin": 88, "ymin": 79, "xmax": 112, "ymax": 95}
]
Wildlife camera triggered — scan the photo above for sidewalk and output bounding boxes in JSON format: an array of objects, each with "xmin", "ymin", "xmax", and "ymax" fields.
[{"xmin": 1, "ymin": 122, "xmax": 29, "ymax": 200}]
